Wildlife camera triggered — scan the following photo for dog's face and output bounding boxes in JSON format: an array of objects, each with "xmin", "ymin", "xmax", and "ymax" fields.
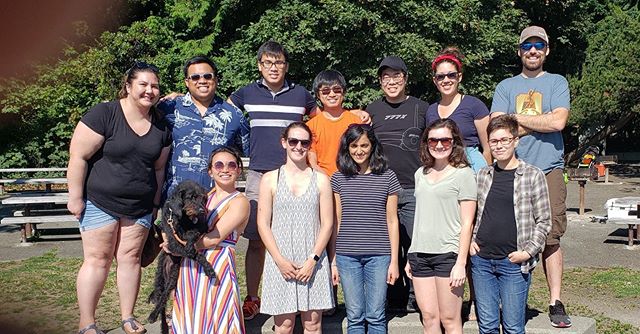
[{"xmin": 164, "ymin": 180, "xmax": 208, "ymax": 236}]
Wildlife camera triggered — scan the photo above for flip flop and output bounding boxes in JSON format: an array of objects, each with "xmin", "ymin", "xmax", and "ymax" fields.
[
  {"xmin": 121, "ymin": 317, "xmax": 147, "ymax": 334},
  {"xmin": 78, "ymin": 323, "xmax": 105, "ymax": 334}
]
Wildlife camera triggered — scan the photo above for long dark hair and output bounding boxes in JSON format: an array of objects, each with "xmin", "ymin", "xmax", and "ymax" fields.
[
  {"xmin": 336, "ymin": 124, "xmax": 388, "ymax": 176},
  {"xmin": 419, "ymin": 119, "xmax": 468, "ymax": 171}
]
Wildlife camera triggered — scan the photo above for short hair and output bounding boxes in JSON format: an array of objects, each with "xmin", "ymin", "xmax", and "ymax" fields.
[
  {"xmin": 208, "ymin": 146, "xmax": 244, "ymax": 172},
  {"xmin": 419, "ymin": 118, "xmax": 469, "ymax": 171},
  {"xmin": 281, "ymin": 121, "xmax": 312, "ymax": 140},
  {"xmin": 487, "ymin": 114, "xmax": 519, "ymax": 138},
  {"xmin": 183, "ymin": 55, "xmax": 218, "ymax": 78},
  {"xmin": 257, "ymin": 40, "xmax": 289, "ymax": 63},
  {"xmin": 337, "ymin": 124, "xmax": 388, "ymax": 176},
  {"xmin": 312, "ymin": 70, "xmax": 347, "ymax": 95}
]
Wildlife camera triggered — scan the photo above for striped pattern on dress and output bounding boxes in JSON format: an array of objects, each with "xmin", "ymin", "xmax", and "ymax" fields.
[{"xmin": 171, "ymin": 190, "xmax": 245, "ymax": 334}]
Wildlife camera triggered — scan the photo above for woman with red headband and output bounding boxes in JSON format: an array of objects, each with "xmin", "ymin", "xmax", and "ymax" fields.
[{"xmin": 426, "ymin": 47, "xmax": 491, "ymax": 173}]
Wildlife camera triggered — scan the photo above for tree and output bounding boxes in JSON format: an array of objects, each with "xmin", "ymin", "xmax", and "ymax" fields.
[{"xmin": 565, "ymin": 5, "xmax": 640, "ymax": 163}]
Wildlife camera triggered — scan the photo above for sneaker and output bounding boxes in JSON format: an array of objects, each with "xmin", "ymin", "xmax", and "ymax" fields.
[
  {"xmin": 242, "ymin": 296, "xmax": 261, "ymax": 321},
  {"xmin": 549, "ymin": 300, "xmax": 572, "ymax": 328}
]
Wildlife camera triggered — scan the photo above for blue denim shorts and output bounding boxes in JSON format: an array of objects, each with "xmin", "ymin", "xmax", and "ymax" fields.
[{"xmin": 79, "ymin": 200, "xmax": 152, "ymax": 232}]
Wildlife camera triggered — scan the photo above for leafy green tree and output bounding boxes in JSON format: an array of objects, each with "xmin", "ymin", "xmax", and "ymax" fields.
[{"xmin": 565, "ymin": 5, "xmax": 640, "ymax": 163}]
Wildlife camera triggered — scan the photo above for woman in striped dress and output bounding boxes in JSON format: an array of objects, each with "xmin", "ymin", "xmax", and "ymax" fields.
[{"xmin": 171, "ymin": 147, "xmax": 250, "ymax": 334}]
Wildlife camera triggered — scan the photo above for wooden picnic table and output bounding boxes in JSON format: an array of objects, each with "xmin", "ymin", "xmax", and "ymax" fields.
[
  {"xmin": 1, "ymin": 192, "xmax": 73, "ymax": 242},
  {"xmin": 606, "ymin": 197, "xmax": 640, "ymax": 247},
  {"xmin": 0, "ymin": 167, "xmax": 67, "ymax": 194}
]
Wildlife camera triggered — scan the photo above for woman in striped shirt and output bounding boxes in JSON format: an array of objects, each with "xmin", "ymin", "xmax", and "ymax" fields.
[{"xmin": 330, "ymin": 123, "xmax": 401, "ymax": 334}]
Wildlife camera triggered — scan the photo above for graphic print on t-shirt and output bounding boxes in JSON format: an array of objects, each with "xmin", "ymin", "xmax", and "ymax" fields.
[
  {"xmin": 516, "ymin": 90, "xmax": 542, "ymax": 115},
  {"xmin": 379, "ymin": 105, "xmax": 422, "ymax": 151}
]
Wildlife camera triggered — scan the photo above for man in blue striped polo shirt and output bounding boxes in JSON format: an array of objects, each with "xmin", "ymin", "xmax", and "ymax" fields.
[{"xmin": 228, "ymin": 41, "xmax": 317, "ymax": 320}]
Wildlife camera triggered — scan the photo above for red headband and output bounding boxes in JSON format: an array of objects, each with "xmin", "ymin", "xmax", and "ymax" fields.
[{"xmin": 431, "ymin": 54, "xmax": 462, "ymax": 72}]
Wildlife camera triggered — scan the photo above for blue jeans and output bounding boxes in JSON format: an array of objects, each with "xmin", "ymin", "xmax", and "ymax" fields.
[
  {"xmin": 387, "ymin": 187, "xmax": 416, "ymax": 307},
  {"xmin": 336, "ymin": 254, "xmax": 390, "ymax": 334},
  {"xmin": 471, "ymin": 255, "xmax": 531, "ymax": 334},
  {"xmin": 465, "ymin": 146, "xmax": 488, "ymax": 173}
]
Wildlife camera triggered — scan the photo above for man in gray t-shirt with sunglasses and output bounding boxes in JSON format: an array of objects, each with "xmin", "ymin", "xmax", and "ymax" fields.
[{"xmin": 491, "ymin": 26, "xmax": 572, "ymax": 328}]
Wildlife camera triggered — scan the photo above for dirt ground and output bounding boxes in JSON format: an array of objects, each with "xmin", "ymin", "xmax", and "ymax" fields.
[{"xmin": 1, "ymin": 168, "xmax": 639, "ymax": 327}]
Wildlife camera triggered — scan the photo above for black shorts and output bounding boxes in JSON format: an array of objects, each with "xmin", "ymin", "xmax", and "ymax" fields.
[{"xmin": 408, "ymin": 252, "xmax": 457, "ymax": 278}]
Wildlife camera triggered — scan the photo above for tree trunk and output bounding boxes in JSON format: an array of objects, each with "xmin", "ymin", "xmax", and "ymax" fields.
[{"xmin": 564, "ymin": 112, "xmax": 637, "ymax": 164}]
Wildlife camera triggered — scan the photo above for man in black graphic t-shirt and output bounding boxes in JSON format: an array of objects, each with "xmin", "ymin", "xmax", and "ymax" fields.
[{"xmin": 366, "ymin": 56, "xmax": 428, "ymax": 313}]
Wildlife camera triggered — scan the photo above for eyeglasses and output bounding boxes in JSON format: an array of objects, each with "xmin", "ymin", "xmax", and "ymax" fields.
[
  {"xmin": 213, "ymin": 160, "xmax": 238, "ymax": 172},
  {"xmin": 380, "ymin": 73, "xmax": 405, "ymax": 85},
  {"xmin": 434, "ymin": 72, "xmax": 460, "ymax": 82},
  {"xmin": 488, "ymin": 137, "xmax": 515, "ymax": 147},
  {"xmin": 287, "ymin": 138, "xmax": 311, "ymax": 148},
  {"xmin": 187, "ymin": 72, "xmax": 215, "ymax": 81},
  {"xmin": 319, "ymin": 86, "xmax": 344, "ymax": 95},
  {"xmin": 520, "ymin": 41, "xmax": 547, "ymax": 51},
  {"xmin": 427, "ymin": 137, "xmax": 453, "ymax": 149},
  {"xmin": 260, "ymin": 60, "xmax": 287, "ymax": 69}
]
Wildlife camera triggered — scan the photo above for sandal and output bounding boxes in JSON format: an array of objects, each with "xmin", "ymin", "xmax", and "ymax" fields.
[
  {"xmin": 121, "ymin": 317, "xmax": 147, "ymax": 334},
  {"xmin": 78, "ymin": 323, "xmax": 105, "ymax": 334}
]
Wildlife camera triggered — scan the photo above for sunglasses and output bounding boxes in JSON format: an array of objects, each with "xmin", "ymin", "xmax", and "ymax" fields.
[
  {"xmin": 319, "ymin": 86, "xmax": 344, "ymax": 95},
  {"xmin": 287, "ymin": 138, "xmax": 311, "ymax": 148},
  {"xmin": 212, "ymin": 160, "xmax": 238, "ymax": 172},
  {"xmin": 434, "ymin": 72, "xmax": 459, "ymax": 82},
  {"xmin": 427, "ymin": 137, "xmax": 453, "ymax": 149},
  {"xmin": 188, "ymin": 72, "xmax": 215, "ymax": 81},
  {"xmin": 520, "ymin": 41, "xmax": 547, "ymax": 51}
]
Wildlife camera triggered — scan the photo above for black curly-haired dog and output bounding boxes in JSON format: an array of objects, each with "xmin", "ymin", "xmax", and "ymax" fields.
[{"xmin": 148, "ymin": 180, "xmax": 215, "ymax": 334}]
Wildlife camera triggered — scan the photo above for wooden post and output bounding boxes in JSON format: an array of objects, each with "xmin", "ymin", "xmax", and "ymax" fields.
[
  {"xmin": 578, "ymin": 180, "xmax": 587, "ymax": 215},
  {"xmin": 604, "ymin": 167, "xmax": 610, "ymax": 184},
  {"xmin": 628, "ymin": 224, "xmax": 635, "ymax": 247}
]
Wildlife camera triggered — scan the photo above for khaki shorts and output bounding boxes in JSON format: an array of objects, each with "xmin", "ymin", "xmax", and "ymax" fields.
[{"xmin": 545, "ymin": 169, "xmax": 567, "ymax": 245}]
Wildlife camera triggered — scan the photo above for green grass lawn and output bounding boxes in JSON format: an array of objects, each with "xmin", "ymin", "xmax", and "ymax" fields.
[{"xmin": 0, "ymin": 250, "xmax": 638, "ymax": 333}]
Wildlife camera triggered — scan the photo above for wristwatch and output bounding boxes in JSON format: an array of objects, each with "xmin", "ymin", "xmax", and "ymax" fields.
[{"xmin": 310, "ymin": 253, "xmax": 320, "ymax": 262}]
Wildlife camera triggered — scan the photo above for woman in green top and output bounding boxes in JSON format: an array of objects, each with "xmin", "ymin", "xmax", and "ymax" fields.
[{"xmin": 405, "ymin": 119, "xmax": 477, "ymax": 333}]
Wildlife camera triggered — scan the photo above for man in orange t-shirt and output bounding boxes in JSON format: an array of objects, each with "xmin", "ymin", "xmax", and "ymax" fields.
[{"xmin": 307, "ymin": 70, "xmax": 362, "ymax": 176}]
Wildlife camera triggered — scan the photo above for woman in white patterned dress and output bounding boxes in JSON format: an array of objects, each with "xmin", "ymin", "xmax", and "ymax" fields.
[{"xmin": 257, "ymin": 121, "xmax": 334, "ymax": 334}]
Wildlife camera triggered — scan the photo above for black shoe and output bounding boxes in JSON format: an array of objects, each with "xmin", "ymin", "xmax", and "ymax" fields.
[{"xmin": 549, "ymin": 300, "xmax": 572, "ymax": 328}]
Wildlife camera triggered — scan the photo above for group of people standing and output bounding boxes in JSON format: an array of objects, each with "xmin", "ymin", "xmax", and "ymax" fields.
[{"xmin": 69, "ymin": 25, "xmax": 572, "ymax": 334}]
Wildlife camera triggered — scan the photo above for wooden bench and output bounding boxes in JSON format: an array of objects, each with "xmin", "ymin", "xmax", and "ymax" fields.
[
  {"xmin": 1, "ymin": 193, "xmax": 71, "ymax": 242},
  {"xmin": 0, "ymin": 168, "xmax": 67, "ymax": 195}
]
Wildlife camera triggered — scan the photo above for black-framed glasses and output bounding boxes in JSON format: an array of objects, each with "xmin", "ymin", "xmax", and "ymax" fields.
[
  {"xmin": 488, "ymin": 137, "xmax": 515, "ymax": 147},
  {"xmin": 520, "ymin": 41, "xmax": 547, "ymax": 51},
  {"xmin": 287, "ymin": 138, "xmax": 311, "ymax": 148},
  {"xmin": 212, "ymin": 160, "xmax": 239, "ymax": 172},
  {"xmin": 187, "ymin": 72, "xmax": 216, "ymax": 81},
  {"xmin": 427, "ymin": 137, "xmax": 453, "ymax": 149},
  {"xmin": 434, "ymin": 72, "xmax": 460, "ymax": 82},
  {"xmin": 319, "ymin": 86, "xmax": 344, "ymax": 95},
  {"xmin": 260, "ymin": 60, "xmax": 287, "ymax": 69},
  {"xmin": 380, "ymin": 73, "xmax": 405, "ymax": 84}
]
